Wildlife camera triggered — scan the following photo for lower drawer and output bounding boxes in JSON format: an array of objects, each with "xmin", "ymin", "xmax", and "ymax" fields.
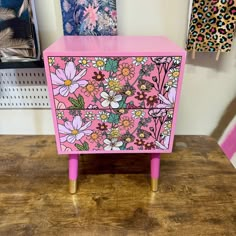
[{"xmin": 55, "ymin": 108, "xmax": 174, "ymax": 153}]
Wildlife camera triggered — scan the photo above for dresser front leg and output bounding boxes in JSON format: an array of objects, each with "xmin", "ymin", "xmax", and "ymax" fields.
[
  {"xmin": 69, "ymin": 154, "xmax": 79, "ymax": 194},
  {"xmin": 150, "ymin": 153, "xmax": 160, "ymax": 192}
]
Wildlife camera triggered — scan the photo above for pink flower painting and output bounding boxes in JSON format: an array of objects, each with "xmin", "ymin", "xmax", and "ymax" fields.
[
  {"xmin": 58, "ymin": 115, "xmax": 92, "ymax": 143},
  {"xmin": 51, "ymin": 61, "xmax": 88, "ymax": 97},
  {"xmin": 157, "ymin": 87, "xmax": 176, "ymax": 109}
]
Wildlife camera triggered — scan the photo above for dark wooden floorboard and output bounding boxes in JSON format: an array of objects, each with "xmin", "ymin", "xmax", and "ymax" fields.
[{"xmin": 0, "ymin": 135, "xmax": 236, "ymax": 236}]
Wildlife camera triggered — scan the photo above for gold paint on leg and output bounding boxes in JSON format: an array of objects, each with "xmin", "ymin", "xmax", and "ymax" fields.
[
  {"xmin": 69, "ymin": 180, "xmax": 77, "ymax": 194},
  {"xmin": 151, "ymin": 178, "xmax": 158, "ymax": 192}
]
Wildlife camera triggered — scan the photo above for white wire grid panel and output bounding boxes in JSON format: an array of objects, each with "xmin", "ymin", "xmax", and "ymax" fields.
[{"xmin": 0, "ymin": 68, "xmax": 50, "ymax": 109}]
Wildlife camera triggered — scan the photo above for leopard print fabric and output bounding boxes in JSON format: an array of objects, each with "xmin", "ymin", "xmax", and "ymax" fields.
[{"xmin": 187, "ymin": 0, "xmax": 236, "ymax": 52}]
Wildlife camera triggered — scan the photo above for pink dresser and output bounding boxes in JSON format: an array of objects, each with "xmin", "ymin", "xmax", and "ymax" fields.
[{"xmin": 43, "ymin": 36, "xmax": 186, "ymax": 193}]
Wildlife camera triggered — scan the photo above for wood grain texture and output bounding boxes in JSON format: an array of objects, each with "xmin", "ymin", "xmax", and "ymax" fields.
[{"xmin": 0, "ymin": 135, "xmax": 236, "ymax": 236}]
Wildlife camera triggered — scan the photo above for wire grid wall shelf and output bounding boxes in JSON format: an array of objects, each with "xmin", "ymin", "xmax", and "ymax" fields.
[{"xmin": 0, "ymin": 68, "xmax": 50, "ymax": 109}]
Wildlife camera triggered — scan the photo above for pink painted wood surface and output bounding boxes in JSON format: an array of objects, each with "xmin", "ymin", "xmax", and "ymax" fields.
[
  {"xmin": 150, "ymin": 153, "xmax": 160, "ymax": 179},
  {"xmin": 221, "ymin": 125, "xmax": 236, "ymax": 160},
  {"xmin": 43, "ymin": 36, "xmax": 186, "ymax": 57},
  {"xmin": 69, "ymin": 154, "xmax": 79, "ymax": 180},
  {"xmin": 43, "ymin": 36, "xmax": 186, "ymax": 155}
]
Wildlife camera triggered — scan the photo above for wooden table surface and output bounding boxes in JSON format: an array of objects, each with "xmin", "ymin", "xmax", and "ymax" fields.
[{"xmin": 0, "ymin": 135, "xmax": 236, "ymax": 236}]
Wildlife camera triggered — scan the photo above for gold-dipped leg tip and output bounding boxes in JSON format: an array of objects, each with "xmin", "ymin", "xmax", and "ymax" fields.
[
  {"xmin": 69, "ymin": 180, "xmax": 77, "ymax": 194},
  {"xmin": 151, "ymin": 178, "xmax": 159, "ymax": 192}
]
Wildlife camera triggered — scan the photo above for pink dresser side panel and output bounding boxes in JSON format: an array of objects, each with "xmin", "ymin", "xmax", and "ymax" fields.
[
  {"xmin": 168, "ymin": 53, "xmax": 186, "ymax": 151},
  {"xmin": 44, "ymin": 53, "xmax": 63, "ymax": 154}
]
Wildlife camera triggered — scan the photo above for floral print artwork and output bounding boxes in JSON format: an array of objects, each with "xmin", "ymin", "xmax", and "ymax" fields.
[
  {"xmin": 60, "ymin": 0, "xmax": 117, "ymax": 36},
  {"xmin": 49, "ymin": 56, "xmax": 182, "ymax": 152},
  {"xmin": 187, "ymin": 0, "xmax": 236, "ymax": 52}
]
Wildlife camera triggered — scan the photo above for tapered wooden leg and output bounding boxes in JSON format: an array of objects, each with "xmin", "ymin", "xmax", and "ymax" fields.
[
  {"xmin": 69, "ymin": 154, "xmax": 79, "ymax": 194},
  {"xmin": 150, "ymin": 153, "xmax": 160, "ymax": 192}
]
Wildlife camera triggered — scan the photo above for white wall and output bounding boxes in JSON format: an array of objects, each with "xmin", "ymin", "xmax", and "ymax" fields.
[{"xmin": 0, "ymin": 0, "xmax": 235, "ymax": 135}]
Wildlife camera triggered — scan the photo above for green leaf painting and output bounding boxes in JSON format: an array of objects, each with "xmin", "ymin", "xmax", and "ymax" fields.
[
  {"xmin": 75, "ymin": 142, "xmax": 89, "ymax": 151},
  {"xmin": 105, "ymin": 59, "xmax": 118, "ymax": 72},
  {"xmin": 107, "ymin": 113, "xmax": 120, "ymax": 124},
  {"xmin": 118, "ymin": 96, "xmax": 127, "ymax": 109},
  {"xmin": 68, "ymin": 95, "xmax": 85, "ymax": 109}
]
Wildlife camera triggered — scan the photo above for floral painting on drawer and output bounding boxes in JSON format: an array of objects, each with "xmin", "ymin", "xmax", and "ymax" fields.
[{"xmin": 48, "ymin": 56, "xmax": 182, "ymax": 152}]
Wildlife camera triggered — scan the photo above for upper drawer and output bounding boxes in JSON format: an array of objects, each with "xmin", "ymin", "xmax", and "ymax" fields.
[{"xmin": 46, "ymin": 56, "xmax": 183, "ymax": 110}]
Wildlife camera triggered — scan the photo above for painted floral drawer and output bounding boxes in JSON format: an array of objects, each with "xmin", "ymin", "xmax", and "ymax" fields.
[
  {"xmin": 55, "ymin": 108, "xmax": 174, "ymax": 153},
  {"xmin": 48, "ymin": 56, "xmax": 182, "ymax": 110},
  {"xmin": 44, "ymin": 36, "xmax": 186, "ymax": 157}
]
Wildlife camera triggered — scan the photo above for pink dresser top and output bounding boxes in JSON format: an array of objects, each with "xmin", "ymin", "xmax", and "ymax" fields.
[{"xmin": 43, "ymin": 36, "xmax": 186, "ymax": 57}]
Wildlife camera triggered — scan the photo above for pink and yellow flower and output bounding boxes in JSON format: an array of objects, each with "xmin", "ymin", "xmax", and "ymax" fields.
[
  {"xmin": 51, "ymin": 61, "xmax": 88, "ymax": 97},
  {"xmin": 119, "ymin": 116, "xmax": 134, "ymax": 130},
  {"xmin": 58, "ymin": 116, "xmax": 92, "ymax": 143},
  {"xmin": 81, "ymin": 80, "xmax": 99, "ymax": 97},
  {"xmin": 88, "ymin": 131, "xmax": 102, "ymax": 143},
  {"xmin": 117, "ymin": 63, "xmax": 135, "ymax": 80}
]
